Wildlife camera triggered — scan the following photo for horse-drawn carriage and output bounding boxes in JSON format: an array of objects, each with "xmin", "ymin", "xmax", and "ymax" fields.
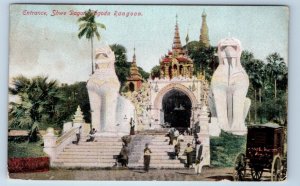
[{"xmin": 233, "ymin": 123, "xmax": 287, "ymax": 181}]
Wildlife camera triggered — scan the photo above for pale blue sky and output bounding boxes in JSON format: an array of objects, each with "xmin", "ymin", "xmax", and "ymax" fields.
[{"xmin": 10, "ymin": 5, "xmax": 289, "ymax": 84}]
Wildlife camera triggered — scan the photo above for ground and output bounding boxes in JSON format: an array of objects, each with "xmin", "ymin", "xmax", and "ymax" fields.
[{"xmin": 9, "ymin": 167, "xmax": 274, "ymax": 181}]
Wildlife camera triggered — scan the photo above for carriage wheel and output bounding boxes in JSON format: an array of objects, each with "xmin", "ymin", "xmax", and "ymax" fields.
[
  {"xmin": 233, "ymin": 153, "xmax": 246, "ymax": 181},
  {"xmin": 281, "ymin": 159, "xmax": 287, "ymax": 181},
  {"xmin": 251, "ymin": 167, "xmax": 263, "ymax": 181},
  {"xmin": 271, "ymin": 155, "xmax": 282, "ymax": 181}
]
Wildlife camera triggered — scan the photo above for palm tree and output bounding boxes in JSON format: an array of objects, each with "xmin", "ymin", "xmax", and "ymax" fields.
[
  {"xmin": 78, "ymin": 9, "xmax": 106, "ymax": 75},
  {"xmin": 266, "ymin": 53, "xmax": 285, "ymax": 99},
  {"xmin": 9, "ymin": 76, "xmax": 65, "ymax": 141}
]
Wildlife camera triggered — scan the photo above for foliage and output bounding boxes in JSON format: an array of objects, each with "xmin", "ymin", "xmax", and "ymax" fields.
[
  {"xmin": 8, "ymin": 140, "xmax": 46, "ymax": 158},
  {"xmin": 78, "ymin": 9, "xmax": 106, "ymax": 74},
  {"xmin": 59, "ymin": 82, "xmax": 91, "ymax": 123},
  {"xmin": 241, "ymin": 51, "xmax": 288, "ymax": 125},
  {"xmin": 185, "ymin": 41, "xmax": 217, "ymax": 81},
  {"xmin": 111, "ymin": 43, "xmax": 149, "ymax": 91},
  {"xmin": 150, "ymin": 65, "xmax": 160, "ymax": 79},
  {"xmin": 138, "ymin": 67, "xmax": 150, "ymax": 80},
  {"xmin": 210, "ymin": 130, "xmax": 247, "ymax": 167},
  {"xmin": 110, "ymin": 44, "xmax": 130, "ymax": 88},
  {"xmin": 9, "ymin": 76, "xmax": 66, "ymax": 141}
]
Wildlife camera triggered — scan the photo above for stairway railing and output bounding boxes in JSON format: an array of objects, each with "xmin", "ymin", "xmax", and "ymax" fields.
[{"xmin": 43, "ymin": 127, "xmax": 77, "ymax": 165}]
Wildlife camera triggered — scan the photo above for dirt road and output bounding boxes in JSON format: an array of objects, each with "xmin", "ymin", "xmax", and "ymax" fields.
[{"xmin": 9, "ymin": 166, "xmax": 273, "ymax": 181}]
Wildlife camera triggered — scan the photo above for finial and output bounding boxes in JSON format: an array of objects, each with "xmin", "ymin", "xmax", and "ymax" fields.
[
  {"xmin": 185, "ymin": 25, "xmax": 190, "ymax": 44},
  {"xmin": 176, "ymin": 14, "xmax": 178, "ymax": 24},
  {"xmin": 202, "ymin": 9, "xmax": 207, "ymax": 17},
  {"xmin": 132, "ymin": 45, "xmax": 136, "ymax": 63}
]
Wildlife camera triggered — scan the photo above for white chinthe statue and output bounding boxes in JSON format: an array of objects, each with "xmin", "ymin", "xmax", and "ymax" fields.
[
  {"xmin": 87, "ymin": 46, "xmax": 135, "ymax": 135},
  {"xmin": 210, "ymin": 38, "xmax": 251, "ymax": 135}
]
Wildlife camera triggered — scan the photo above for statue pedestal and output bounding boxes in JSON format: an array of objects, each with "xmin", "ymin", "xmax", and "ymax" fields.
[
  {"xmin": 209, "ymin": 117, "xmax": 221, "ymax": 137},
  {"xmin": 230, "ymin": 129, "xmax": 248, "ymax": 136}
]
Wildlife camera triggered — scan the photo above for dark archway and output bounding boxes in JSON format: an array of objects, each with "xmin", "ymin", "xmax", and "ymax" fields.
[
  {"xmin": 162, "ymin": 89, "xmax": 192, "ymax": 129},
  {"xmin": 129, "ymin": 82, "xmax": 135, "ymax": 92}
]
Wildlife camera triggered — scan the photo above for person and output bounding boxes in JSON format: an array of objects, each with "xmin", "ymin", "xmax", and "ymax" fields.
[
  {"xmin": 194, "ymin": 140, "xmax": 204, "ymax": 174},
  {"xmin": 86, "ymin": 128, "xmax": 97, "ymax": 142},
  {"xmin": 174, "ymin": 141, "xmax": 181, "ymax": 159},
  {"xmin": 173, "ymin": 129, "xmax": 180, "ymax": 145},
  {"xmin": 121, "ymin": 135, "xmax": 132, "ymax": 146},
  {"xmin": 119, "ymin": 143, "xmax": 129, "ymax": 167},
  {"xmin": 144, "ymin": 143, "xmax": 152, "ymax": 172},
  {"xmin": 184, "ymin": 143, "xmax": 194, "ymax": 168},
  {"xmin": 187, "ymin": 128, "xmax": 191, "ymax": 136},
  {"xmin": 129, "ymin": 117, "xmax": 135, "ymax": 135},
  {"xmin": 73, "ymin": 126, "xmax": 82, "ymax": 145},
  {"xmin": 167, "ymin": 128, "xmax": 175, "ymax": 145}
]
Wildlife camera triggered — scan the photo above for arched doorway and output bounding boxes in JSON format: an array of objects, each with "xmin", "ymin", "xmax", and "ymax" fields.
[
  {"xmin": 162, "ymin": 89, "xmax": 192, "ymax": 129},
  {"xmin": 129, "ymin": 82, "xmax": 135, "ymax": 92}
]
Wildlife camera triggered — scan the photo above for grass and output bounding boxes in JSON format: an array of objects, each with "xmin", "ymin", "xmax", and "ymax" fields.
[
  {"xmin": 210, "ymin": 130, "xmax": 247, "ymax": 167},
  {"xmin": 8, "ymin": 140, "xmax": 47, "ymax": 158}
]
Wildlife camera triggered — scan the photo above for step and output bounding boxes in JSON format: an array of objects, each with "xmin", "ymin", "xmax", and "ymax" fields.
[
  {"xmin": 65, "ymin": 145, "xmax": 122, "ymax": 149},
  {"xmin": 52, "ymin": 162, "xmax": 116, "ymax": 168},
  {"xmin": 58, "ymin": 154, "xmax": 119, "ymax": 159},
  {"xmin": 59, "ymin": 151, "xmax": 121, "ymax": 156},
  {"xmin": 79, "ymin": 139, "xmax": 122, "ymax": 142},
  {"xmin": 75, "ymin": 142, "xmax": 123, "ymax": 145},
  {"xmin": 54, "ymin": 159, "xmax": 116, "ymax": 163},
  {"xmin": 137, "ymin": 159, "xmax": 185, "ymax": 164},
  {"xmin": 62, "ymin": 148, "xmax": 121, "ymax": 152}
]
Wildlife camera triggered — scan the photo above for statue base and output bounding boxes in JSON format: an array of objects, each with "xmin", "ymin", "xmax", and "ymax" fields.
[{"xmin": 228, "ymin": 129, "xmax": 248, "ymax": 136}]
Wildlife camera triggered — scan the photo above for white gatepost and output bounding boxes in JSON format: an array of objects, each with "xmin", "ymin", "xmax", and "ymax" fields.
[
  {"xmin": 43, "ymin": 128, "xmax": 58, "ymax": 162},
  {"xmin": 198, "ymin": 105, "xmax": 211, "ymax": 166}
]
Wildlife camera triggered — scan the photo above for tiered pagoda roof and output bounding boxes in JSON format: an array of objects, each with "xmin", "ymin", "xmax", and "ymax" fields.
[
  {"xmin": 127, "ymin": 48, "xmax": 143, "ymax": 81},
  {"xmin": 160, "ymin": 15, "xmax": 192, "ymax": 64}
]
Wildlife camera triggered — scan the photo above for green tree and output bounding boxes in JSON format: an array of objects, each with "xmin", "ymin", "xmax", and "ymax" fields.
[
  {"xmin": 186, "ymin": 41, "xmax": 217, "ymax": 80},
  {"xmin": 150, "ymin": 65, "xmax": 161, "ymax": 79},
  {"xmin": 138, "ymin": 67, "xmax": 150, "ymax": 80},
  {"xmin": 110, "ymin": 44, "xmax": 130, "ymax": 88},
  {"xmin": 78, "ymin": 9, "xmax": 106, "ymax": 75},
  {"xmin": 9, "ymin": 76, "xmax": 65, "ymax": 141},
  {"xmin": 265, "ymin": 53, "xmax": 286, "ymax": 99},
  {"xmin": 59, "ymin": 82, "xmax": 91, "ymax": 123},
  {"xmin": 241, "ymin": 51, "xmax": 266, "ymax": 123}
]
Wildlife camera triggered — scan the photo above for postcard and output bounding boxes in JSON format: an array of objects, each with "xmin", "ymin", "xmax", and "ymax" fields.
[{"xmin": 8, "ymin": 4, "xmax": 288, "ymax": 181}]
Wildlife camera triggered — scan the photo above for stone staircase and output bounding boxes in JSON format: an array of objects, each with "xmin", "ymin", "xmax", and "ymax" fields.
[
  {"xmin": 52, "ymin": 136, "xmax": 122, "ymax": 168},
  {"xmin": 128, "ymin": 134, "xmax": 194, "ymax": 169},
  {"xmin": 52, "ymin": 132, "xmax": 195, "ymax": 169}
]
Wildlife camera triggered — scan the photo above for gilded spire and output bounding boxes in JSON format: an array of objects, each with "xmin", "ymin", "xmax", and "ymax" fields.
[
  {"xmin": 199, "ymin": 10, "xmax": 210, "ymax": 48},
  {"xmin": 185, "ymin": 27, "xmax": 190, "ymax": 44},
  {"xmin": 128, "ymin": 47, "xmax": 142, "ymax": 81},
  {"xmin": 172, "ymin": 14, "xmax": 183, "ymax": 54},
  {"xmin": 132, "ymin": 46, "xmax": 136, "ymax": 63}
]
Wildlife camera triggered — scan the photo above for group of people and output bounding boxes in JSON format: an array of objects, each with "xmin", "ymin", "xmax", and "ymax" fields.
[
  {"xmin": 73, "ymin": 126, "xmax": 97, "ymax": 145},
  {"xmin": 73, "ymin": 124, "xmax": 204, "ymax": 174},
  {"xmin": 184, "ymin": 140, "xmax": 204, "ymax": 174},
  {"xmin": 117, "ymin": 142, "xmax": 152, "ymax": 172}
]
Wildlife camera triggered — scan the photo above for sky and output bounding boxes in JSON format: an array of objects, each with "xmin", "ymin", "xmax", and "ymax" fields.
[{"xmin": 9, "ymin": 4, "xmax": 289, "ymax": 84}]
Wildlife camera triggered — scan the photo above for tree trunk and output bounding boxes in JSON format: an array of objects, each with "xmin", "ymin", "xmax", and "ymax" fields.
[
  {"xmin": 254, "ymin": 89, "xmax": 257, "ymax": 124},
  {"xmin": 248, "ymin": 108, "xmax": 251, "ymax": 124},
  {"xmin": 274, "ymin": 79, "xmax": 277, "ymax": 99},
  {"xmin": 259, "ymin": 88, "xmax": 262, "ymax": 103},
  {"xmin": 91, "ymin": 37, "xmax": 94, "ymax": 74}
]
